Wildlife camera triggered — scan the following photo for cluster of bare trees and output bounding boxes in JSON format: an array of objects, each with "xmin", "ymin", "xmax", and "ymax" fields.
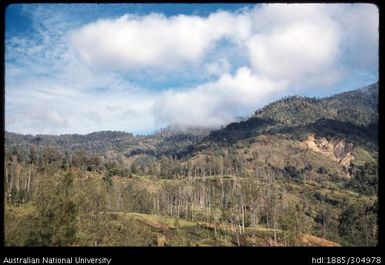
[
  {"xmin": 5, "ymin": 154, "xmax": 35, "ymax": 203},
  {"xmin": 130, "ymin": 150, "xmax": 245, "ymax": 179},
  {"xmin": 149, "ymin": 173, "xmax": 311, "ymax": 245},
  {"xmin": 4, "ymin": 145, "xmax": 377, "ymax": 246}
]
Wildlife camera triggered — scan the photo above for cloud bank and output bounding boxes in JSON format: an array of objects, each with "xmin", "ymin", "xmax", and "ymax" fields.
[
  {"xmin": 70, "ymin": 11, "xmax": 250, "ymax": 71},
  {"xmin": 5, "ymin": 4, "xmax": 379, "ymax": 134}
]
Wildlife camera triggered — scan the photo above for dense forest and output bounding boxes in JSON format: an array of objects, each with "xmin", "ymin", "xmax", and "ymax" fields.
[{"xmin": 4, "ymin": 83, "xmax": 378, "ymax": 246}]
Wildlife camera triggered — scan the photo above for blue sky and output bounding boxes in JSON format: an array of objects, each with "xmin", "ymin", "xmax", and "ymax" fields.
[{"xmin": 5, "ymin": 4, "xmax": 379, "ymax": 135}]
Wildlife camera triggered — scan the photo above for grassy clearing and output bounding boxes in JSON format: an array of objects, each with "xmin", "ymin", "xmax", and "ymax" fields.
[{"xmin": 123, "ymin": 212, "xmax": 197, "ymax": 229}]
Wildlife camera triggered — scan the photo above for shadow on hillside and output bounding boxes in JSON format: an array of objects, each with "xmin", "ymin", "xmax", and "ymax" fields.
[
  {"xmin": 177, "ymin": 118, "xmax": 378, "ymax": 159},
  {"xmin": 274, "ymin": 119, "xmax": 378, "ymax": 149}
]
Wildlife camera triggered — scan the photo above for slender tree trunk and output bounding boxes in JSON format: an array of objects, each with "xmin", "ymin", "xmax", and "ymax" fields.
[
  {"xmin": 191, "ymin": 201, "xmax": 194, "ymax": 221},
  {"xmin": 207, "ymin": 202, "xmax": 210, "ymax": 222},
  {"xmin": 27, "ymin": 163, "xmax": 32, "ymax": 193},
  {"xmin": 15, "ymin": 165, "xmax": 20, "ymax": 192},
  {"xmin": 241, "ymin": 205, "xmax": 245, "ymax": 235},
  {"xmin": 364, "ymin": 215, "xmax": 369, "ymax": 246},
  {"xmin": 273, "ymin": 217, "xmax": 277, "ymax": 241},
  {"xmin": 5, "ymin": 167, "xmax": 9, "ymax": 193},
  {"xmin": 185, "ymin": 200, "xmax": 188, "ymax": 219}
]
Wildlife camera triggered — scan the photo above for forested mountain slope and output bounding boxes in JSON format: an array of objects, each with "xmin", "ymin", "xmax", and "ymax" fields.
[
  {"xmin": 204, "ymin": 82, "xmax": 378, "ymax": 145},
  {"xmin": 4, "ymin": 83, "xmax": 378, "ymax": 246}
]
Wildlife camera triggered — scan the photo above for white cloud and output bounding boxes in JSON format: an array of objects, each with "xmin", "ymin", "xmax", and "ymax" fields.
[
  {"xmin": 5, "ymin": 80, "xmax": 157, "ymax": 135},
  {"xmin": 153, "ymin": 67, "xmax": 287, "ymax": 128},
  {"xmin": 331, "ymin": 4, "xmax": 379, "ymax": 75},
  {"xmin": 69, "ymin": 11, "xmax": 251, "ymax": 71},
  {"xmin": 247, "ymin": 21, "xmax": 340, "ymax": 81},
  {"xmin": 245, "ymin": 4, "xmax": 340, "ymax": 89},
  {"xmin": 69, "ymin": 3, "xmax": 378, "ymax": 85},
  {"xmin": 246, "ymin": 3, "xmax": 378, "ymax": 87}
]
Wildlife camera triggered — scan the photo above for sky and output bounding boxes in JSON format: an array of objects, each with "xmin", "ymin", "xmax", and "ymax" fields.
[{"xmin": 5, "ymin": 3, "xmax": 379, "ymax": 135}]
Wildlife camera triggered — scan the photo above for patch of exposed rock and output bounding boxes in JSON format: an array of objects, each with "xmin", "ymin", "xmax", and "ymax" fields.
[{"xmin": 301, "ymin": 134, "xmax": 354, "ymax": 169}]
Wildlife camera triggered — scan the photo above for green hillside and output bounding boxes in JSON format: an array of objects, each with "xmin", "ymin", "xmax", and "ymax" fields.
[{"xmin": 4, "ymin": 83, "xmax": 378, "ymax": 246}]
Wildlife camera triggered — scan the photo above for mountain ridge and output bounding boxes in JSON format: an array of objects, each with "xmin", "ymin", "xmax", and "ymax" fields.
[{"xmin": 5, "ymin": 82, "xmax": 378, "ymax": 144}]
